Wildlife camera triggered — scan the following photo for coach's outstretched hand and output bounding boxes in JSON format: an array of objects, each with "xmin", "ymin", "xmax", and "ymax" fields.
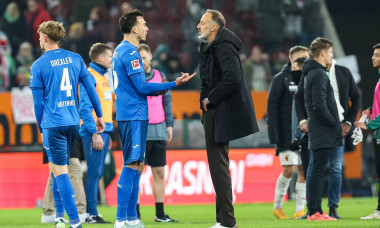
[
  {"xmin": 175, "ymin": 72, "xmax": 196, "ymax": 86},
  {"xmin": 96, "ymin": 117, "xmax": 105, "ymax": 134}
]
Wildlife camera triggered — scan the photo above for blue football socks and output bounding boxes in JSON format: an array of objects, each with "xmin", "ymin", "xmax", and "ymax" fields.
[
  {"xmin": 55, "ymin": 173, "xmax": 80, "ymax": 225},
  {"xmin": 51, "ymin": 173, "xmax": 64, "ymax": 218},
  {"xmin": 116, "ymin": 166, "xmax": 138, "ymax": 222},
  {"xmin": 127, "ymin": 171, "xmax": 141, "ymax": 221}
]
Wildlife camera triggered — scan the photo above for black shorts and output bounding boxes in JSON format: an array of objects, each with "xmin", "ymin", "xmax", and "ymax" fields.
[{"xmin": 145, "ymin": 140, "xmax": 166, "ymax": 167}]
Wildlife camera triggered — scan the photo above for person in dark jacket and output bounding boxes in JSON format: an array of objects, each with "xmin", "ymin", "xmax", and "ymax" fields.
[
  {"xmin": 198, "ymin": 9, "xmax": 259, "ymax": 228},
  {"xmin": 294, "ymin": 46, "xmax": 361, "ymax": 219},
  {"xmin": 302, "ymin": 37, "xmax": 342, "ymax": 221},
  {"xmin": 267, "ymin": 46, "xmax": 310, "ymax": 220}
]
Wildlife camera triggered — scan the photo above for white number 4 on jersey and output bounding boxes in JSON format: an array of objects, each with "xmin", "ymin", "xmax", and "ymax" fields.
[{"xmin": 60, "ymin": 67, "xmax": 72, "ymax": 97}]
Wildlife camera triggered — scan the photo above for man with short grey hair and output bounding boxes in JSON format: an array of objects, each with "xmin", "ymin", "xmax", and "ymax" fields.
[{"xmin": 197, "ymin": 9, "xmax": 259, "ymax": 228}]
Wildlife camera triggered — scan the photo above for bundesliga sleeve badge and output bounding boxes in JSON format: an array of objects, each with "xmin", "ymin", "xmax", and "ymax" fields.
[{"xmin": 131, "ymin": 59, "xmax": 141, "ymax": 70}]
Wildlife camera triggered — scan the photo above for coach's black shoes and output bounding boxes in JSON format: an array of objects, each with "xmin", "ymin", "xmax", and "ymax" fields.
[
  {"xmin": 155, "ymin": 214, "xmax": 178, "ymax": 222},
  {"xmin": 329, "ymin": 205, "xmax": 342, "ymax": 219},
  {"xmin": 86, "ymin": 214, "xmax": 111, "ymax": 224}
]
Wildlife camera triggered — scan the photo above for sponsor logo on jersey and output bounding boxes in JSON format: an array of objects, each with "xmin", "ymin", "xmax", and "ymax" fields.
[
  {"xmin": 57, "ymin": 100, "xmax": 75, "ymax": 108},
  {"xmin": 131, "ymin": 60, "xmax": 141, "ymax": 70},
  {"xmin": 130, "ymin": 51, "xmax": 136, "ymax": 55}
]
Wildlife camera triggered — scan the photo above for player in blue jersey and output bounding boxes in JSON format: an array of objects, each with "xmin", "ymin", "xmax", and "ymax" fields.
[
  {"xmin": 29, "ymin": 21, "xmax": 105, "ymax": 228},
  {"xmin": 112, "ymin": 9, "xmax": 195, "ymax": 228},
  {"xmin": 79, "ymin": 43, "xmax": 114, "ymax": 224}
]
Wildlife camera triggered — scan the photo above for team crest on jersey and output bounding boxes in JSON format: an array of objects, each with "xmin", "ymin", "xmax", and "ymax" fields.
[{"xmin": 131, "ymin": 59, "xmax": 141, "ymax": 70}]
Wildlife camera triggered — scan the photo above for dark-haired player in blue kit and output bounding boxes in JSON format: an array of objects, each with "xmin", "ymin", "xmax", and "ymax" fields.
[
  {"xmin": 112, "ymin": 9, "xmax": 195, "ymax": 228},
  {"xmin": 29, "ymin": 21, "xmax": 105, "ymax": 228}
]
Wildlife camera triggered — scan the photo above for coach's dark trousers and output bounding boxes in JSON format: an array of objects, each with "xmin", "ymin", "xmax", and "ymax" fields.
[{"xmin": 202, "ymin": 109, "xmax": 236, "ymax": 227}]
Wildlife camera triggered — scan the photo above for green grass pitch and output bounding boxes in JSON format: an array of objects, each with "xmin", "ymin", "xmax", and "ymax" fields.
[{"xmin": 1, "ymin": 197, "xmax": 380, "ymax": 227}]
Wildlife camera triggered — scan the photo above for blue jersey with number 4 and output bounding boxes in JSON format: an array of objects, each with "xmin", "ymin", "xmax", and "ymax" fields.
[
  {"xmin": 29, "ymin": 48, "xmax": 91, "ymax": 128},
  {"xmin": 112, "ymin": 41, "xmax": 176, "ymax": 121}
]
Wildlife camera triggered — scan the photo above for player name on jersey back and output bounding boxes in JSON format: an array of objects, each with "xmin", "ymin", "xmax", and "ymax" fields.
[{"xmin": 50, "ymin": 57, "xmax": 73, "ymax": 67}]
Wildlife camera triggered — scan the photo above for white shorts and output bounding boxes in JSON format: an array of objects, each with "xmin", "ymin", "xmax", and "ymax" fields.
[{"xmin": 279, "ymin": 150, "xmax": 302, "ymax": 166}]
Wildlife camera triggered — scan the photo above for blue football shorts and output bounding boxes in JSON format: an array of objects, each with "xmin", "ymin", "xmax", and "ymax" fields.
[
  {"xmin": 42, "ymin": 125, "xmax": 79, "ymax": 166},
  {"xmin": 118, "ymin": 120, "xmax": 148, "ymax": 165}
]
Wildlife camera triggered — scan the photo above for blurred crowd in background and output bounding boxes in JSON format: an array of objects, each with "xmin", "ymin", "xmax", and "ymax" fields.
[{"xmin": 0, "ymin": 0, "xmax": 323, "ymax": 92}]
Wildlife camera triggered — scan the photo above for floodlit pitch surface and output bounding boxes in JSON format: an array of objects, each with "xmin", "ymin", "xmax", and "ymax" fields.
[{"xmin": 0, "ymin": 197, "xmax": 379, "ymax": 227}]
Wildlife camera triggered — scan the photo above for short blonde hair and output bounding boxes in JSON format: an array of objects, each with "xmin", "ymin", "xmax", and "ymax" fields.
[
  {"xmin": 137, "ymin": 44, "xmax": 151, "ymax": 53},
  {"xmin": 37, "ymin": 21, "xmax": 65, "ymax": 42},
  {"xmin": 289, "ymin": 46, "xmax": 310, "ymax": 61}
]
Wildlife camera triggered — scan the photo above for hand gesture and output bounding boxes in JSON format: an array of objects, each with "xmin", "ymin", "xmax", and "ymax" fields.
[{"xmin": 175, "ymin": 72, "xmax": 196, "ymax": 86}]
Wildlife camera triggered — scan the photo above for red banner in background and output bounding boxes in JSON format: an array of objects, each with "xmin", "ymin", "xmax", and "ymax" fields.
[
  {"xmin": 0, "ymin": 149, "xmax": 282, "ymax": 208},
  {"xmin": 105, "ymin": 148, "xmax": 283, "ymax": 206},
  {"xmin": 0, "ymin": 152, "xmax": 48, "ymax": 208},
  {"xmin": 0, "ymin": 91, "xmax": 362, "ymax": 179}
]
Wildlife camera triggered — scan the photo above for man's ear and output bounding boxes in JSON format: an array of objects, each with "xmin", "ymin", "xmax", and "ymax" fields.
[
  {"xmin": 210, "ymin": 24, "xmax": 217, "ymax": 32},
  {"xmin": 98, "ymin": 55, "xmax": 103, "ymax": 63},
  {"xmin": 321, "ymin": 49, "xmax": 326, "ymax": 57},
  {"xmin": 44, "ymin": 35, "xmax": 48, "ymax": 42},
  {"xmin": 131, "ymin": 26, "xmax": 137, "ymax": 34}
]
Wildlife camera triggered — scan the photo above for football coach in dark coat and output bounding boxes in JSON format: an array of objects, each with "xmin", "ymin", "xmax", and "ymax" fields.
[{"xmin": 198, "ymin": 9, "xmax": 259, "ymax": 228}]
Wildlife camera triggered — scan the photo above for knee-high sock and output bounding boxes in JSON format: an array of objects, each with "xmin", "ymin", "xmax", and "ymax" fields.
[
  {"xmin": 127, "ymin": 171, "xmax": 141, "ymax": 221},
  {"xmin": 295, "ymin": 182, "xmax": 306, "ymax": 212},
  {"xmin": 155, "ymin": 202, "xmax": 164, "ymax": 218},
  {"xmin": 51, "ymin": 173, "xmax": 64, "ymax": 218},
  {"xmin": 116, "ymin": 167, "xmax": 137, "ymax": 222},
  {"xmin": 55, "ymin": 174, "xmax": 80, "ymax": 225},
  {"xmin": 274, "ymin": 173, "xmax": 291, "ymax": 210}
]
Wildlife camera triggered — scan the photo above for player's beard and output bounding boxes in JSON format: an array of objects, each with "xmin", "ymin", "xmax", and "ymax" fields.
[
  {"xmin": 138, "ymin": 34, "xmax": 147, "ymax": 44},
  {"xmin": 198, "ymin": 27, "xmax": 211, "ymax": 41}
]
